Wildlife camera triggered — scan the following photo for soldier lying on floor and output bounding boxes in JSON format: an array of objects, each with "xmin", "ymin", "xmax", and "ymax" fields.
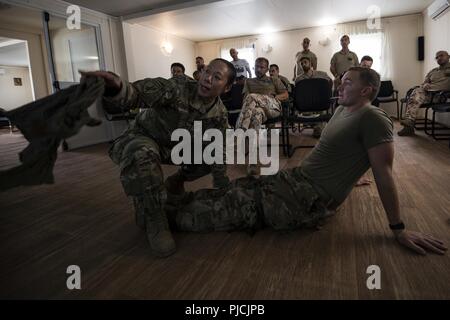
[{"xmin": 168, "ymin": 67, "xmax": 447, "ymax": 257}]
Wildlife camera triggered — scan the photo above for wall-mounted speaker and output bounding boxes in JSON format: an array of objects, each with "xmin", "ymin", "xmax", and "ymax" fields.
[{"xmin": 418, "ymin": 36, "xmax": 425, "ymax": 61}]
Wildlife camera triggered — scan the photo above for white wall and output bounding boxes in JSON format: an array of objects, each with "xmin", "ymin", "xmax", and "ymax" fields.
[
  {"xmin": 122, "ymin": 22, "xmax": 196, "ymax": 81},
  {"xmin": 196, "ymin": 14, "xmax": 424, "ymax": 118},
  {"xmin": 423, "ymin": 8, "xmax": 450, "ymax": 126},
  {"xmin": 2, "ymin": 0, "xmax": 129, "ymax": 150},
  {"xmin": 0, "ymin": 65, "xmax": 33, "ymax": 110}
]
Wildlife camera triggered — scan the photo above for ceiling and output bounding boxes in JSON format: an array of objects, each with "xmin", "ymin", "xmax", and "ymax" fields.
[
  {"xmin": 66, "ymin": 0, "xmax": 221, "ymax": 17},
  {"xmin": 0, "ymin": 37, "xmax": 29, "ymax": 67},
  {"xmin": 127, "ymin": 0, "xmax": 434, "ymax": 42}
]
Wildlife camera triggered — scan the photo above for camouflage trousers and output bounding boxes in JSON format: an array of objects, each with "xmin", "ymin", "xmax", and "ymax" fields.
[
  {"xmin": 236, "ymin": 93, "xmax": 281, "ymax": 130},
  {"xmin": 404, "ymin": 86, "xmax": 433, "ymax": 122},
  {"xmin": 174, "ymin": 167, "xmax": 329, "ymax": 233},
  {"xmin": 109, "ymin": 131, "xmax": 227, "ymax": 216}
]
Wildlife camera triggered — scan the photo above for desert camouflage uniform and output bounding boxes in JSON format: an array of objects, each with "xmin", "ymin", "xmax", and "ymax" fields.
[
  {"xmin": 405, "ymin": 62, "xmax": 450, "ymax": 123},
  {"xmin": 236, "ymin": 76, "xmax": 287, "ymax": 131},
  {"xmin": 174, "ymin": 167, "xmax": 329, "ymax": 233},
  {"xmin": 236, "ymin": 93, "xmax": 281, "ymax": 131},
  {"xmin": 106, "ymin": 76, "xmax": 230, "ymax": 224}
]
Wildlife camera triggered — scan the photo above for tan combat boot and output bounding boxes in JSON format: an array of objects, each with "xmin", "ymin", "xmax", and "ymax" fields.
[
  {"xmin": 145, "ymin": 208, "xmax": 176, "ymax": 258},
  {"xmin": 398, "ymin": 119, "xmax": 415, "ymax": 136}
]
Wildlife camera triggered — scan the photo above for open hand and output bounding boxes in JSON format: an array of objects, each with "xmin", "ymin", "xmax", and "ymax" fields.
[
  {"xmin": 79, "ymin": 70, "xmax": 121, "ymax": 90},
  {"xmin": 395, "ymin": 230, "xmax": 447, "ymax": 255}
]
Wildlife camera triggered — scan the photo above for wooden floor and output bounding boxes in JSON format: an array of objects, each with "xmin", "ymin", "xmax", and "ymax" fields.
[{"xmin": 0, "ymin": 124, "xmax": 449, "ymax": 300}]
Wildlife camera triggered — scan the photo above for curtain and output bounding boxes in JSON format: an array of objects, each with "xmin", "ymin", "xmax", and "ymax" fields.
[
  {"xmin": 335, "ymin": 19, "xmax": 393, "ymax": 80},
  {"xmin": 219, "ymin": 36, "xmax": 257, "ymax": 59}
]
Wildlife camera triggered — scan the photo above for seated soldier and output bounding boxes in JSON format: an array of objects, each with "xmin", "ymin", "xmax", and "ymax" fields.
[
  {"xmin": 360, "ymin": 55, "xmax": 374, "ymax": 69},
  {"xmin": 193, "ymin": 70, "xmax": 200, "ymax": 81},
  {"xmin": 236, "ymin": 57, "xmax": 288, "ymax": 175},
  {"xmin": 295, "ymin": 56, "xmax": 332, "ymax": 138},
  {"xmin": 82, "ymin": 58, "xmax": 236, "ymax": 258},
  {"xmin": 269, "ymin": 64, "xmax": 292, "ymax": 94},
  {"xmin": 170, "ymin": 67, "xmax": 447, "ymax": 257},
  {"xmin": 398, "ymin": 50, "xmax": 450, "ymax": 136},
  {"xmin": 170, "ymin": 62, "xmax": 194, "ymax": 81},
  {"xmin": 295, "ymin": 57, "xmax": 331, "ymax": 84}
]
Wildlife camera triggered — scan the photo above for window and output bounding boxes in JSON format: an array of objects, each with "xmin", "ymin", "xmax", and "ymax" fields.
[
  {"xmin": 346, "ymin": 33, "xmax": 383, "ymax": 75},
  {"xmin": 220, "ymin": 46, "xmax": 256, "ymax": 74}
]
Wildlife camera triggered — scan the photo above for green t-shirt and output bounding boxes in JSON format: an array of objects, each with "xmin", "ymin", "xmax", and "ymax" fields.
[
  {"xmin": 299, "ymin": 105, "xmax": 393, "ymax": 205},
  {"xmin": 330, "ymin": 50, "xmax": 359, "ymax": 77},
  {"xmin": 243, "ymin": 75, "xmax": 287, "ymax": 96}
]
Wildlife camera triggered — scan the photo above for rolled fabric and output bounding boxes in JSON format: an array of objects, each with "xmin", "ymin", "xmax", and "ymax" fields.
[{"xmin": 0, "ymin": 76, "xmax": 104, "ymax": 191}]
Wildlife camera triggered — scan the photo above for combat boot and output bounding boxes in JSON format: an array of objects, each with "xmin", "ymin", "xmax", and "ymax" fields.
[
  {"xmin": 312, "ymin": 126, "xmax": 322, "ymax": 138},
  {"xmin": 145, "ymin": 208, "xmax": 176, "ymax": 257},
  {"xmin": 398, "ymin": 119, "xmax": 415, "ymax": 136},
  {"xmin": 132, "ymin": 196, "xmax": 146, "ymax": 229}
]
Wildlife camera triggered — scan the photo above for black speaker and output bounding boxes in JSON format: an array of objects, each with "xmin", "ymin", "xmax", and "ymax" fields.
[{"xmin": 418, "ymin": 36, "xmax": 424, "ymax": 61}]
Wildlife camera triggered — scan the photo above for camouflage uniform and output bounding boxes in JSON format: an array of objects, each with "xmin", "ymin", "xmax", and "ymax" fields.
[
  {"xmin": 236, "ymin": 93, "xmax": 281, "ymax": 131},
  {"xmin": 0, "ymin": 76, "xmax": 104, "ymax": 191},
  {"xmin": 404, "ymin": 86, "xmax": 433, "ymax": 123},
  {"xmin": 236, "ymin": 75, "xmax": 287, "ymax": 131},
  {"xmin": 105, "ymin": 76, "xmax": 230, "ymax": 254},
  {"xmin": 174, "ymin": 167, "xmax": 329, "ymax": 233},
  {"xmin": 404, "ymin": 62, "xmax": 450, "ymax": 123}
]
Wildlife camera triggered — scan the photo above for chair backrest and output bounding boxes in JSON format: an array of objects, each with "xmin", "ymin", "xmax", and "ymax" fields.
[
  {"xmin": 293, "ymin": 78, "xmax": 332, "ymax": 112},
  {"xmin": 221, "ymin": 83, "xmax": 244, "ymax": 111},
  {"xmin": 378, "ymin": 81, "xmax": 394, "ymax": 97}
]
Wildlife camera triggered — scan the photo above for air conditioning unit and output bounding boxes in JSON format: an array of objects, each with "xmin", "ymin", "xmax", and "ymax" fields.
[{"xmin": 428, "ymin": 0, "xmax": 450, "ymax": 20}]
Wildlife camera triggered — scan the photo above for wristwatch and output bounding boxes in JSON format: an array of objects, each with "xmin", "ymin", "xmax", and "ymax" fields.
[{"xmin": 389, "ymin": 222, "xmax": 405, "ymax": 230}]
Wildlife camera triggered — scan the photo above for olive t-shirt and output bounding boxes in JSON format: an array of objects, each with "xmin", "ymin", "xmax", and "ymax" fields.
[
  {"xmin": 243, "ymin": 75, "xmax": 287, "ymax": 96},
  {"xmin": 300, "ymin": 105, "xmax": 393, "ymax": 205}
]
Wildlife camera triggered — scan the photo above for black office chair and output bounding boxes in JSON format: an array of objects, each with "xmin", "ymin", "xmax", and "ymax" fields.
[
  {"xmin": 0, "ymin": 113, "xmax": 13, "ymax": 134},
  {"xmin": 221, "ymin": 83, "xmax": 244, "ymax": 128},
  {"xmin": 285, "ymin": 78, "xmax": 333, "ymax": 156},
  {"xmin": 375, "ymin": 81, "xmax": 399, "ymax": 119},
  {"xmin": 424, "ymin": 91, "xmax": 450, "ymax": 140}
]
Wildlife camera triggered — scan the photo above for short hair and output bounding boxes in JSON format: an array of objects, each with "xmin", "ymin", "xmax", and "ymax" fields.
[
  {"xmin": 255, "ymin": 57, "xmax": 269, "ymax": 67},
  {"xmin": 361, "ymin": 55, "xmax": 373, "ymax": 62},
  {"xmin": 303, "ymin": 37, "xmax": 310, "ymax": 43},
  {"xmin": 341, "ymin": 35, "xmax": 350, "ymax": 41},
  {"xmin": 195, "ymin": 56, "xmax": 204, "ymax": 61},
  {"xmin": 269, "ymin": 64, "xmax": 279, "ymax": 71},
  {"xmin": 170, "ymin": 62, "xmax": 185, "ymax": 73},
  {"xmin": 210, "ymin": 58, "xmax": 236, "ymax": 85},
  {"xmin": 347, "ymin": 67, "xmax": 381, "ymax": 101},
  {"xmin": 193, "ymin": 70, "xmax": 200, "ymax": 77}
]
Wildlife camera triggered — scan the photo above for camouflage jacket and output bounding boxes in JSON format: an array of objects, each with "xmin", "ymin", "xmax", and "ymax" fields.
[{"xmin": 105, "ymin": 77, "xmax": 229, "ymax": 148}]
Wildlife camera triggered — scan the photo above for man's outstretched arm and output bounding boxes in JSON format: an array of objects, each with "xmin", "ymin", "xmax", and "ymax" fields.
[{"xmin": 368, "ymin": 142, "xmax": 447, "ymax": 255}]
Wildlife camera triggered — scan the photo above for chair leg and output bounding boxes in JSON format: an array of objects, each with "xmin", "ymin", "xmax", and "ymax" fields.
[
  {"xmin": 396, "ymin": 100, "xmax": 400, "ymax": 121},
  {"xmin": 432, "ymin": 110, "xmax": 436, "ymax": 138},
  {"xmin": 400, "ymin": 101, "xmax": 403, "ymax": 120}
]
